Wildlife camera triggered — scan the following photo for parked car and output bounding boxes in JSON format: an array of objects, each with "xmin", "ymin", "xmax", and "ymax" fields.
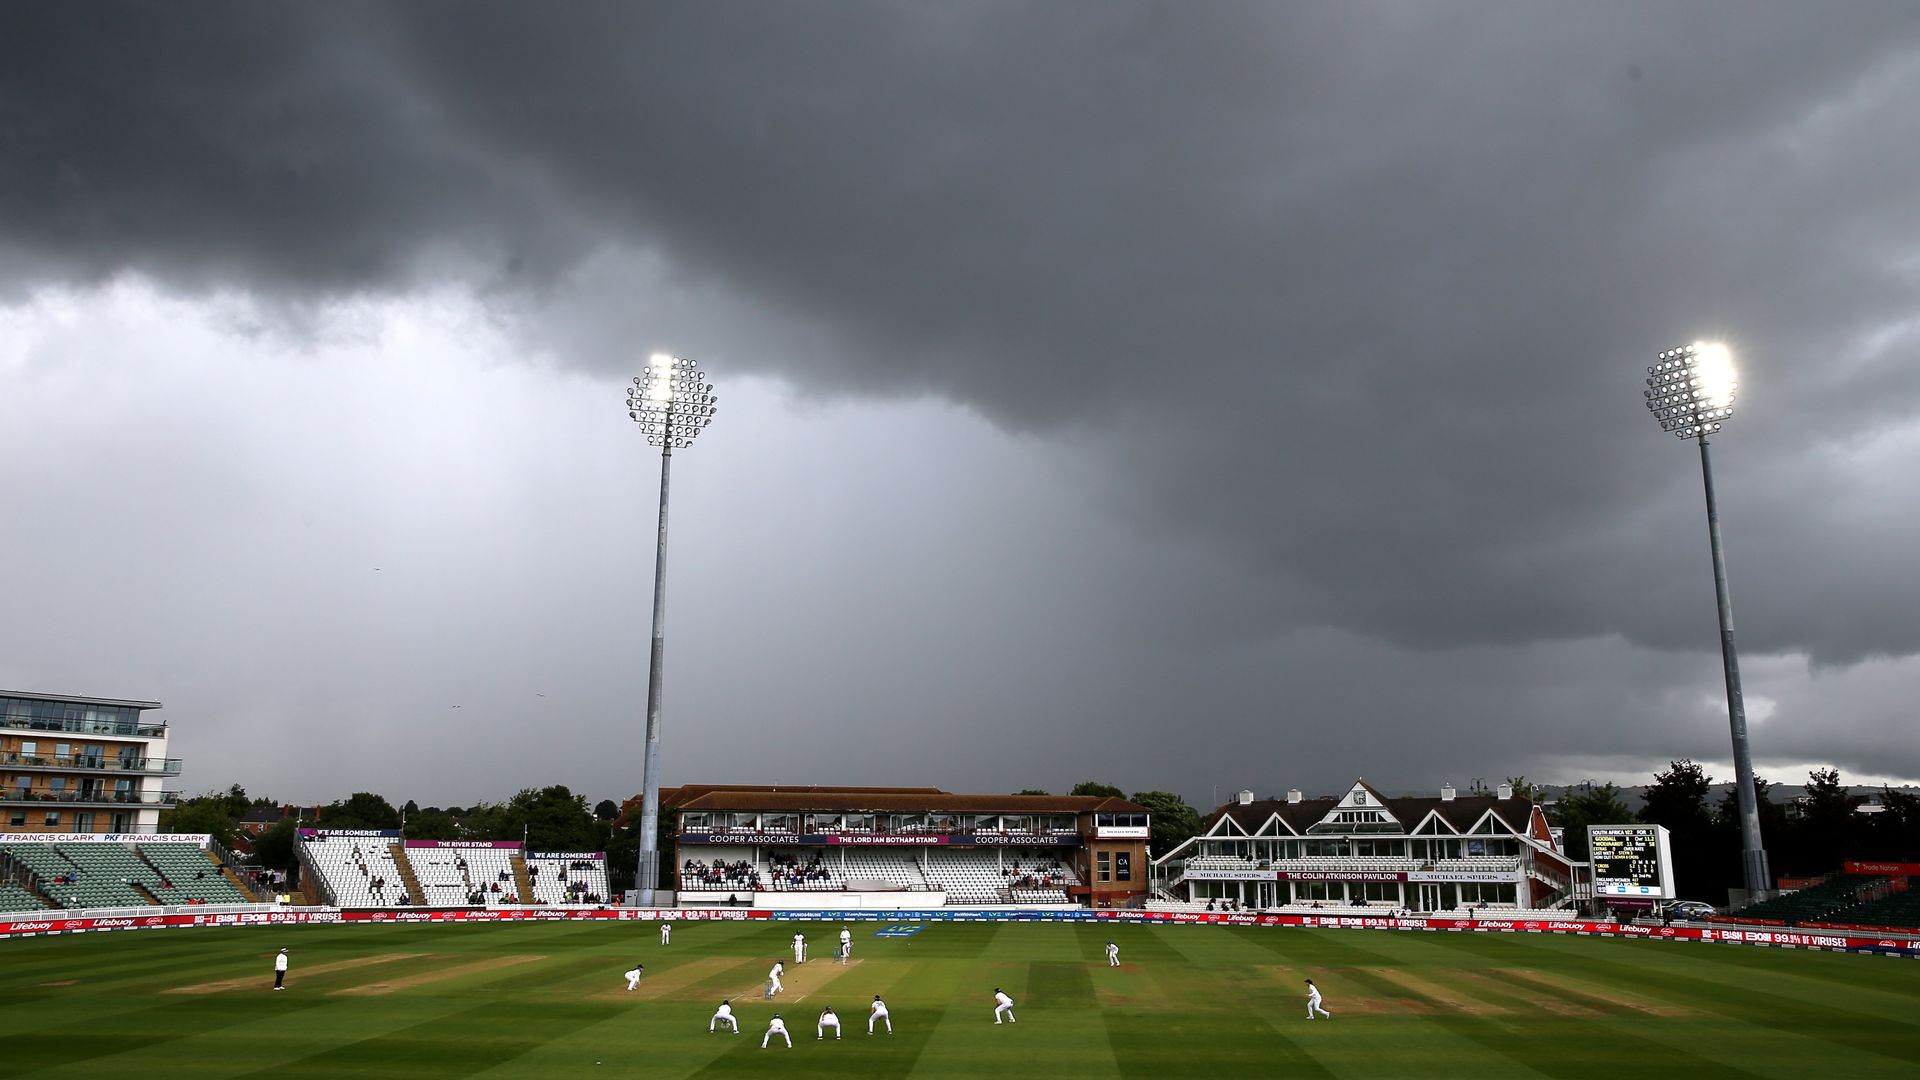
[{"xmin": 1660, "ymin": 900, "xmax": 1717, "ymax": 920}]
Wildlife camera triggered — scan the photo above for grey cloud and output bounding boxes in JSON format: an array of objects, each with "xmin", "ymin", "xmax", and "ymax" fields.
[{"xmin": 5, "ymin": 2, "xmax": 1920, "ymax": 799}]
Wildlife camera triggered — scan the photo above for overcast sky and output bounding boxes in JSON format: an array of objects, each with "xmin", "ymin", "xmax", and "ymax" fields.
[{"xmin": 4, "ymin": 2, "xmax": 1918, "ymax": 810}]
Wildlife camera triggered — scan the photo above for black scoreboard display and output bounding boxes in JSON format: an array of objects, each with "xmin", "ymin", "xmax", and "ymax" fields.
[{"xmin": 1588, "ymin": 824, "xmax": 1675, "ymax": 898}]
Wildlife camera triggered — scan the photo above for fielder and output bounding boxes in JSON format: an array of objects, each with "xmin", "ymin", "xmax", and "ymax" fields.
[
  {"xmin": 792, "ymin": 933, "xmax": 807, "ymax": 964},
  {"xmin": 868, "ymin": 995, "xmax": 892, "ymax": 1034},
  {"xmin": 818, "ymin": 1006, "xmax": 841, "ymax": 1040},
  {"xmin": 272, "ymin": 948, "xmax": 289, "ymax": 990},
  {"xmin": 766, "ymin": 961, "xmax": 784, "ymax": 998},
  {"xmin": 661, "ymin": 922, "xmax": 672, "ymax": 945},
  {"xmin": 709, "ymin": 999, "xmax": 738, "ymax": 1033},
  {"xmin": 1106, "ymin": 941, "xmax": 1120, "ymax": 967},
  {"xmin": 762, "ymin": 1014, "xmax": 791, "ymax": 1049},
  {"xmin": 839, "ymin": 925, "xmax": 853, "ymax": 964},
  {"xmin": 1306, "ymin": 979, "xmax": 1332, "ymax": 1019},
  {"xmin": 993, "ymin": 987, "xmax": 1017, "ymax": 1024},
  {"xmin": 624, "ymin": 963, "xmax": 645, "ymax": 991}
]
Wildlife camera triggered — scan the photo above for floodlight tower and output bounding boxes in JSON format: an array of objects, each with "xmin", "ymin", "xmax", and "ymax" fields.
[
  {"xmin": 627, "ymin": 353, "xmax": 717, "ymax": 906},
  {"xmin": 1644, "ymin": 341, "xmax": 1771, "ymax": 901}
]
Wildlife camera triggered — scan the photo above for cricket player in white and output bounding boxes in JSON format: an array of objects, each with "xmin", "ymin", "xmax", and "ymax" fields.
[
  {"xmin": 710, "ymin": 999, "xmax": 738, "ymax": 1033},
  {"xmin": 868, "ymin": 995, "xmax": 892, "ymax": 1034},
  {"xmin": 762, "ymin": 1014, "xmax": 791, "ymax": 1049},
  {"xmin": 817, "ymin": 1006, "xmax": 841, "ymax": 1040},
  {"xmin": 766, "ymin": 961, "xmax": 784, "ymax": 998},
  {"xmin": 272, "ymin": 948, "xmax": 289, "ymax": 990},
  {"xmin": 1106, "ymin": 941, "xmax": 1120, "ymax": 967},
  {"xmin": 792, "ymin": 933, "xmax": 807, "ymax": 964},
  {"xmin": 661, "ymin": 922, "xmax": 672, "ymax": 945},
  {"xmin": 624, "ymin": 964, "xmax": 645, "ymax": 991},
  {"xmin": 1305, "ymin": 979, "xmax": 1331, "ymax": 1019},
  {"xmin": 839, "ymin": 926, "xmax": 853, "ymax": 963},
  {"xmin": 993, "ymin": 987, "xmax": 1016, "ymax": 1024}
]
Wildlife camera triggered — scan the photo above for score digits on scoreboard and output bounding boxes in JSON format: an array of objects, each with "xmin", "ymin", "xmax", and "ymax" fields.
[{"xmin": 1587, "ymin": 824, "xmax": 1675, "ymax": 899}]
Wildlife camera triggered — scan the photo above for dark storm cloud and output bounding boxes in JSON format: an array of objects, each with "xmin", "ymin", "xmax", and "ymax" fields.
[{"xmin": 6, "ymin": 2, "xmax": 1920, "ymax": 789}]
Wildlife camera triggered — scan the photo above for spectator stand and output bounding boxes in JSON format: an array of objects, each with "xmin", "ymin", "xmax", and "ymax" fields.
[
  {"xmin": 525, "ymin": 851, "xmax": 610, "ymax": 906},
  {"xmin": 297, "ymin": 829, "xmax": 408, "ymax": 908},
  {"xmin": 402, "ymin": 840, "xmax": 523, "ymax": 906}
]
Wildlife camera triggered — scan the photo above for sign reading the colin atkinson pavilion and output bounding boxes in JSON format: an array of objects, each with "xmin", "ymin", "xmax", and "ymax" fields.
[{"xmin": 1589, "ymin": 824, "xmax": 1675, "ymax": 898}]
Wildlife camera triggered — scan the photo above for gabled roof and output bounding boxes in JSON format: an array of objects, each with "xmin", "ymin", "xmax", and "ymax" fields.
[{"xmin": 1208, "ymin": 783, "xmax": 1536, "ymax": 836}]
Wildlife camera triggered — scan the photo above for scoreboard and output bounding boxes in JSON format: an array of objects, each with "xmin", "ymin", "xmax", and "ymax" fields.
[{"xmin": 1587, "ymin": 824, "xmax": 1675, "ymax": 898}]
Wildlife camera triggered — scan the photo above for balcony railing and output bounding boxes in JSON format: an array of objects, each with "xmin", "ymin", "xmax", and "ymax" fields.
[
  {"xmin": 1, "ymin": 715, "xmax": 167, "ymax": 739},
  {"xmin": 1, "ymin": 753, "xmax": 183, "ymax": 776},
  {"xmin": 0, "ymin": 789, "xmax": 180, "ymax": 807}
]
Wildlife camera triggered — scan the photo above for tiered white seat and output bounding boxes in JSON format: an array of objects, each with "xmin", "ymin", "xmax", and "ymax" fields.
[
  {"xmin": 840, "ymin": 850, "xmax": 927, "ymax": 890},
  {"xmin": 301, "ymin": 835, "xmax": 406, "ymax": 907},
  {"xmin": 406, "ymin": 845, "xmax": 520, "ymax": 905},
  {"xmin": 526, "ymin": 854, "xmax": 611, "ymax": 905},
  {"xmin": 922, "ymin": 850, "xmax": 1007, "ymax": 904}
]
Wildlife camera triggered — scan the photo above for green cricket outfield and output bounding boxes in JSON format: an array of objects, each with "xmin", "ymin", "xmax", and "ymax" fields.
[{"xmin": 3, "ymin": 920, "xmax": 1916, "ymax": 1078}]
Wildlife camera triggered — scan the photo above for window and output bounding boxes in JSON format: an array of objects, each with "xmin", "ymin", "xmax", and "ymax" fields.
[
  {"xmin": 1096, "ymin": 851, "xmax": 1111, "ymax": 882},
  {"xmin": 1116, "ymin": 852, "xmax": 1131, "ymax": 881},
  {"xmin": 19, "ymin": 740, "xmax": 35, "ymax": 757},
  {"xmin": 56, "ymin": 742, "xmax": 71, "ymax": 758},
  {"xmin": 44, "ymin": 811, "xmax": 62, "ymax": 827},
  {"xmin": 49, "ymin": 777, "xmax": 67, "ymax": 793},
  {"xmin": 75, "ymin": 811, "xmax": 94, "ymax": 832}
]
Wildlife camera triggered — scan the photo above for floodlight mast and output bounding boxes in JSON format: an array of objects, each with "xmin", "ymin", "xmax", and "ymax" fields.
[
  {"xmin": 1644, "ymin": 342, "xmax": 1771, "ymax": 901},
  {"xmin": 626, "ymin": 353, "xmax": 718, "ymax": 906}
]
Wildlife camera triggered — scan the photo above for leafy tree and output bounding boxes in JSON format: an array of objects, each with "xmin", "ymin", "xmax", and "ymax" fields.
[
  {"xmin": 251, "ymin": 817, "xmax": 301, "ymax": 873},
  {"xmin": 1642, "ymin": 760, "xmax": 1714, "ymax": 832},
  {"xmin": 1641, "ymin": 759, "xmax": 1717, "ymax": 899},
  {"xmin": 1793, "ymin": 768, "xmax": 1860, "ymax": 873},
  {"xmin": 465, "ymin": 786, "xmax": 603, "ymax": 852},
  {"xmin": 594, "ymin": 799, "xmax": 619, "ymax": 822},
  {"xmin": 1129, "ymin": 790, "xmax": 1204, "ymax": 858},
  {"xmin": 403, "ymin": 799, "xmax": 420, "ymax": 816},
  {"xmin": 158, "ymin": 795, "xmax": 240, "ymax": 848},
  {"xmin": 1070, "ymin": 781, "xmax": 1125, "ymax": 799},
  {"xmin": 405, "ymin": 810, "xmax": 460, "ymax": 841},
  {"xmin": 1868, "ymin": 788, "xmax": 1920, "ymax": 861},
  {"xmin": 1014, "ymin": 789, "xmax": 1051, "ymax": 796},
  {"xmin": 1548, "ymin": 783, "xmax": 1633, "ymax": 860},
  {"xmin": 322, "ymin": 792, "xmax": 401, "ymax": 830}
]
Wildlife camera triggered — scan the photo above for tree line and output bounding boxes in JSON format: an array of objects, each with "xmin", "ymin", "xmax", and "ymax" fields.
[
  {"xmin": 1539, "ymin": 762, "xmax": 1920, "ymax": 904},
  {"xmin": 159, "ymin": 785, "xmax": 637, "ymax": 882},
  {"xmin": 161, "ymin": 780, "xmax": 1212, "ymax": 891}
]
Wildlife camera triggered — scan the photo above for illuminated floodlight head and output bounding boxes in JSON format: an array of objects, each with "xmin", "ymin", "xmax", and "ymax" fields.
[
  {"xmin": 627, "ymin": 353, "xmax": 718, "ymax": 448},
  {"xmin": 1644, "ymin": 340, "xmax": 1737, "ymax": 438}
]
